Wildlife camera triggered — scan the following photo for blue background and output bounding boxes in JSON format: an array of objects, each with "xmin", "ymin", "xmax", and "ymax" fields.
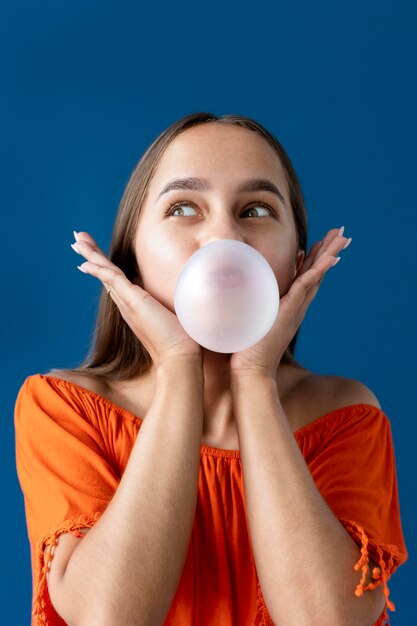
[{"xmin": 2, "ymin": 1, "xmax": 415, "ymax": 623}]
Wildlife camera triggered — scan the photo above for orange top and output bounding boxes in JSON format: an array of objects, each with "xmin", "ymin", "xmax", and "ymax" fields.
[{"xmin": 14, "ymin": 373, "xmax": 408, "ymax": 626}]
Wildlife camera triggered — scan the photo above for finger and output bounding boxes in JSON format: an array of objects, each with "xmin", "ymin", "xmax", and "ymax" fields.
[
  {"xmin": 282, "ymin": 239, "xmax": 343, "ymax": 336},
  {"xmin": 74, "ymin": 231, "xmax": 105, "ymax": 251},
  {"xmin": 280, "ymin": 253, "xmax": 337, "ymax": 331},
  {"xmin": 72, "ymin": 239, "xmax": 113, "ymax": 294},
  {"xmin": 291, "ymin": 252, "xmax": 337, "ymax": 299},
  {"xmin": 302, "ymin": 228, "xmax": 348, "ymax": 273},
  {"xmin": 71, "ymin": 238, "xmax": 109, "ymax": 266},
  {"xmin": 72, "ymin": 236, "xmax": 134, "ymax": 301},
  {"xmin": 312, "ymin": 227, "xmax": 340, "ymax": 258},
  {"xmin": 303, "ymin": 240, "xmax": 322, "ymax": 268},
  {"xmin": 77, "ymin": 260, "xmax": 138, "ymax": 311},
  {"xmin": 300, "ymin": 231, "xmax": 337, "ymax": 274},
  {"xmin": 73, "ymin": 232, "xmax": 112, "ymax": 263}
]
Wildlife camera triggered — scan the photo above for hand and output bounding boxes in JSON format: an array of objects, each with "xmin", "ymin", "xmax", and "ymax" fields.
[
  {"xmin": 229, "ymin": 227, "xmax": 352, "ymax": 378},
  {"xmin": 71, "ymin": 231, "xmax": 202, "ymax": 368}
]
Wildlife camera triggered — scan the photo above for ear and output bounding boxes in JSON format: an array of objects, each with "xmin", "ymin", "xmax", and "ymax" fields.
[{"xmin": 293, "ymin": 249, "xmax": 306, "ymax": 279}]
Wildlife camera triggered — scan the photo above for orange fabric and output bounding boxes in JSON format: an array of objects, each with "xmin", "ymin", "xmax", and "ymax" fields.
[{"xmin": 14, "ymin": 373, "xmax": 408, "ymax": 626}]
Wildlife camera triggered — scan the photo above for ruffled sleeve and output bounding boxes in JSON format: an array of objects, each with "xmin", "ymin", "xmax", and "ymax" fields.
[
  {"xmin": 303, "ymin": 404, "xmax": 408, "ymax": 625},
  {"xmin": 14, "ymin": 374, "xmax": 120, "ymax": 625}
]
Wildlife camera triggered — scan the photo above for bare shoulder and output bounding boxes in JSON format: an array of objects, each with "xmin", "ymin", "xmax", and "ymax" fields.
[
  {"xmin": 285, "ymin": 367, "xmax": 382, "ymax": 432},
  {"xmin": 322, "ymin": 374, "xmax": 381, "ymax": 409},
  {"xmin": 301, "ymin": 372, "xmax": 382, "ymax": 412},
  {"xmin": 44, "ymin": 369, "xmax": 106, "ymax": 396}
]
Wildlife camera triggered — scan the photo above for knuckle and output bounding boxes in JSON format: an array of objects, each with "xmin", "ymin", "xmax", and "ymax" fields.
[
  {"xmin": 300, "ymin": 276, "xmax": 311, "ymax": 292},
  {"xmin": 123, "ymin": 283, "xmax": 139, "ymax": 308},
  {"xmin": 112, "ymin": 270, "xmax": 126, "ymax": 288}
]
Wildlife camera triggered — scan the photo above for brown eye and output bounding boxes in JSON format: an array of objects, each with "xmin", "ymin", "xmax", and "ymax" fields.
[
  {"xmin": 242, "ymin": 204, "xmax": 275, "ymax": 218},
  {"xmin": 166, "ymin": 202, "xmax": 198, "ymax": 217},
  {"xmin": 165, "ymin": 200, "xmax": 277, "ymax": 218}
]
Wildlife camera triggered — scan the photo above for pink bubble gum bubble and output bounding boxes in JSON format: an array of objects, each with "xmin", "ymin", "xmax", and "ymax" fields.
[{"xmin": 174, "ymin": 239, "xmax": 280, "ymax": 353}]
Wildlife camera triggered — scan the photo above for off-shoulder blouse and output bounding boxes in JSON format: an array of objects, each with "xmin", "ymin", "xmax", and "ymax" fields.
[{"xmin": 14, "ymin": 374, "xmax": 409, "ymax": 625}]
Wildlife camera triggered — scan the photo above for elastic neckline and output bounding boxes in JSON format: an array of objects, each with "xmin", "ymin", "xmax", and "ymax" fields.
[{"xmin": 37, "ymin": 374, "xmax": 382, "ymax": 460}]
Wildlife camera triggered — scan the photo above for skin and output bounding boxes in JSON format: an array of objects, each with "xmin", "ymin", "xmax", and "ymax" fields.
[
  {"xmin": 70, "ymin": 123, "xmax": 351, "ymax": 444},
  {"xmin": 130, "ymin": 123, "xmax": 307, "ymax": 441}
]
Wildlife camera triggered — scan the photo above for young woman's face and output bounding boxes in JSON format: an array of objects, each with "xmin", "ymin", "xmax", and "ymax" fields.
[{"xmin": 133, "ymin": 123, "xmax": 305, "ymax": 315}]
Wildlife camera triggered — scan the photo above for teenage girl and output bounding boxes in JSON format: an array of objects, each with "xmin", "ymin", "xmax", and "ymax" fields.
[{"xmin": 15, "ymin": 112, "xmax": 407, "ymax": 626}]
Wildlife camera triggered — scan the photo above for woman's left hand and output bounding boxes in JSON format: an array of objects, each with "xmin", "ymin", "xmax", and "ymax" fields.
[{"xmin": 229, "ymin": 227, "xmax": 352, "ymax": 379}]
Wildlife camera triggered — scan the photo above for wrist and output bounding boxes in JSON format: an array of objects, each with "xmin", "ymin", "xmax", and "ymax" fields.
[
  {"xmin": 156, "ymin": 354, "xmax": 203, "ymax": 376},
  {"xmin": 230, "ymin": 368, "xmax": 277, "ymax": 385}
]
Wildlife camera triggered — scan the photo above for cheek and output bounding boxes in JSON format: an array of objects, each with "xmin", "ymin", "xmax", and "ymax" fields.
[
  {"xmin": 266, "ymin": 248, "xmax": 296, "ymax": 297},
  {"xmin": 134, "ymin": 237, "xmax": 191, "ymax": 313}
]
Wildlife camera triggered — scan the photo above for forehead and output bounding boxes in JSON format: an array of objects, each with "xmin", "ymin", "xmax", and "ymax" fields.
[{"xmin": 149, "ymin": 124, "xmax": 288, "ymax": 192}]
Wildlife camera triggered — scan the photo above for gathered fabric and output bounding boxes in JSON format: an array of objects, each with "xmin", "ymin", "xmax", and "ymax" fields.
[{"xmin": 14, "ymin": 374, "xmax": 408, "ymax": 625}]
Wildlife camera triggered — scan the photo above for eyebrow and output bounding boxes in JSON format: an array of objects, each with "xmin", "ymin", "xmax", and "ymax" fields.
[{"xmin": 157, "ymin": 177, "xmax": 287, "ymax": 208}]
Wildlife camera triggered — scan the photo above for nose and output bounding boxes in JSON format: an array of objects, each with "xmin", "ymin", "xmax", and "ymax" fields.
[{"xmin": 200, "ymin": 213, "xmax": 248, "ymax": 248}]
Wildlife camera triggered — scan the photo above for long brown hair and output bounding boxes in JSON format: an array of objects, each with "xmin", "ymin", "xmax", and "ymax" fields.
[{"xmin": 54, "ymin": 112, "xmax": 308, "ymax": 381}]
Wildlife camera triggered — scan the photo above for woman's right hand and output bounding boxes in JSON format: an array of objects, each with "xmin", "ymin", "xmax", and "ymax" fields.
[{"xmin": 71, "ymin": 231, "xmax": 202, "ymax": 368}]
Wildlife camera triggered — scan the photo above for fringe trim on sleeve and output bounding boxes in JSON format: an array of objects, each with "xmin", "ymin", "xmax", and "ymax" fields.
[
  {"xmin": 339, "ymin": 517, "xmax": 405, "ymax": 626},
  {"xmin": 33, "ymin": 512, "xmax": 103, "ymax": 625}
]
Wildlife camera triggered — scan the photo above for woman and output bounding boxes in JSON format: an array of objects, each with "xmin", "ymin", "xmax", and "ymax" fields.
[{"xmin": 15, "ymin": 112, "xmax": 408, "ymax": 625}]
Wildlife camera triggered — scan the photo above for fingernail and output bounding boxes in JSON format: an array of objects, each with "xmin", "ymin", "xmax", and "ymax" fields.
[
  {"xmin": 343, "ymin": 237, "xmax": 352, "ymax": 250},
  {"xmin": 77, "ymin": 264, "xmax": 88, "ymax": 273},
  {"xmin": 338, "ymin": 226, "xmax": 345, "ymax": 237},
  {"xmin": 332, "ymin": 256, "xmax": 341, "ymax": 266},
  {"xmin": 73, "ymin": 230, "xmax": 79, "ymax": 241},
  {"xmin": 71, "ymin": 243, "xmax": 81, "ymax": 254}
]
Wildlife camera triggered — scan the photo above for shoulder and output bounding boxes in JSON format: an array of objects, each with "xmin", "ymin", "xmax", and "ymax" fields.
[
  {"xmin": 44, "ymin": 369, "xmax": 106, "ymax": 396},
  {"xmin": 45, "ymin": 368, "xmax": 86, "ymax": 383},
  {"xmin": 286, "ymin": 368, "xmax": 382, "ymax": 432},
  {"xmin": 302, "ymin": 372, "xmax": 382, "ymax": 412},
  {"xmin": 325, "ymin": 375, "xmax": 381, "ymax": 410}
]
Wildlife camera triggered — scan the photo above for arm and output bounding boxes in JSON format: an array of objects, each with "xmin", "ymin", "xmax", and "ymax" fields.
[
  {"xmin": 55, "ymin": 357, "xmax": 204, "ymax": 626},
  {"xmin": 231, "ymin": 373, "xmax": 387, "ymax": 626}
]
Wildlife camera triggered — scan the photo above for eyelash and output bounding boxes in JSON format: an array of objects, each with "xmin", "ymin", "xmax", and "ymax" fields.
[{"xmin": 165, "ymin": 200, "xmax": 278, "ymax": 218}]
